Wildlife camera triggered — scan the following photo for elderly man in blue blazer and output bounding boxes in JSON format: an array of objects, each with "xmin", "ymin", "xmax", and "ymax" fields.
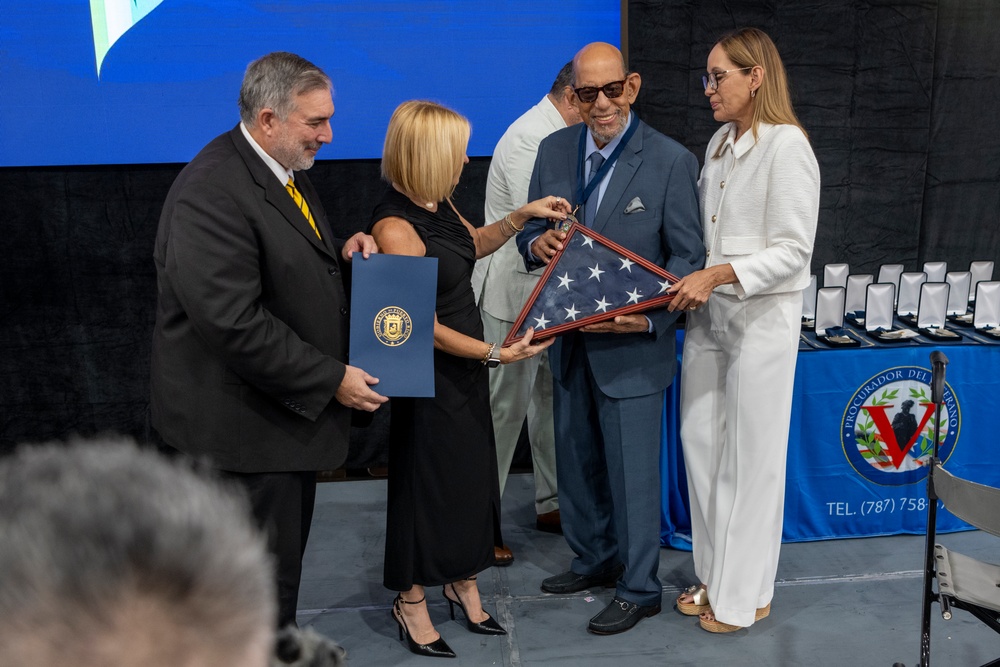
[{"xmin": 517, "ymin": 42, "xmax": 704, "ymax": 634}]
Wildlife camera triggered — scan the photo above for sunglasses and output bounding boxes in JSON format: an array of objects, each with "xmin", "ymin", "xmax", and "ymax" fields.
[{"xmin": 573, "ymin": 79, "xmax": 627, "ymax": 104}]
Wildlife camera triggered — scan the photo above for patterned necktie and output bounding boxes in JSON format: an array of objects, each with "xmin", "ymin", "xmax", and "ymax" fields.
[
  {"xmin": 584, "ymin": 151, "xmax": 605, "ymax": 227},
  {"xmin": 286, "ymin": 177, "xmax": 322, "ymax": 240}
]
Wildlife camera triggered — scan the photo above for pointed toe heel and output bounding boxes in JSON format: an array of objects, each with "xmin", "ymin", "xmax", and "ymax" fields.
[
  {"xmin": 391, "ymin": 594, "xmax": 457, "ymax": 658},
  {"xmin": 442, "ymin": 580, "xmax": 507, "ymax": 636}
]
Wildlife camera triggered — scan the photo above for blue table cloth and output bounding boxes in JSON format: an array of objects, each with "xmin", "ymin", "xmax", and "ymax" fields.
[{"xmin": 661, "ymin": 330, "xmax": 1000, "ymax": 549}]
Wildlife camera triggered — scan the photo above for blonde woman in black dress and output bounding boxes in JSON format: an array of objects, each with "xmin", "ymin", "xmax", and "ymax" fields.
[{"xmin": 370, "ymin": 100, "xmax": 568, "ymax": 658}]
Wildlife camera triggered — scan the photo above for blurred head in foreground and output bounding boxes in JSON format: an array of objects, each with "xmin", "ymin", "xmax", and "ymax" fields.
[{"xmin": 0, "ymin": 437, "xmax": 275, "ymax": 667}]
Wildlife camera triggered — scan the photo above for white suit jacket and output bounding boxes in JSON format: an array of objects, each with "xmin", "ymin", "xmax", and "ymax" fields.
[
  {"xmin": 471, "ymin": 95, "xmax": 568, "ymax": 322},
  {"xmin": 699, "ymin": 122, "xmax": 820, "ymax": 299}
]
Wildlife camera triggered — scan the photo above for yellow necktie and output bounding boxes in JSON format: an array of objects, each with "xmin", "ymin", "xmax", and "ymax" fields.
[{"xmin": 286, "ymin": 178, "xmax": 321, "ymax": 240}]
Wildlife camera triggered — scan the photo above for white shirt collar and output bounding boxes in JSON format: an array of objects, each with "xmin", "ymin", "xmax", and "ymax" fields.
[{"xmin": 240, "ymin": 122, "xmax": 294, "ymax": 185}]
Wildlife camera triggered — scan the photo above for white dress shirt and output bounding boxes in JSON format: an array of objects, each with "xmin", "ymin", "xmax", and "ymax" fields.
[{"xmin": 240, "ymin": 122, "xmax": 293, "ymax": 186}]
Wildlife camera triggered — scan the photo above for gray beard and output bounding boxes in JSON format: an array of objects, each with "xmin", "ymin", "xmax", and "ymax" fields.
[
  {"xmin": 271, "ymin": 135, "xmax": 317, "ymax": 172},
  {"xmin": 278, "ymin": 150, "xmax": 315, "ymax": 172},
  {"xmin": 587, "ymin": 112, "xmax": 627, "ymax": 146}
]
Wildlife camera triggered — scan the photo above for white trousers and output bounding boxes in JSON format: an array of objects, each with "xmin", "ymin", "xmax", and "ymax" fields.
[
  {"xmin": 679, "ymin": 290, "xmax": 801, "ymax": 627},
  {"xmin": 481, "ymin": 310, "xmax": 558, "ymax": 513}
]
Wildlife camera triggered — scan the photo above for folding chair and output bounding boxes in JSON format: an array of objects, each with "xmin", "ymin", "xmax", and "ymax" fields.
[{"xmin": 895, "ymin": 351, "xmax": 1000, "ymax": 667}]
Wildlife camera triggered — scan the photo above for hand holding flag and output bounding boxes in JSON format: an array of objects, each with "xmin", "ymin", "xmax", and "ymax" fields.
[
  {"xmin": 497, "ymin": 326, "xmax": 556, "ymax": 364},
  {"xmin": 665, "ymin": 263, "xmax": 739, "ymax": 312},
  {"xmin": 578, "ymin": 312, "xmax": 654, "ymax": 334},
  {"xmin": 529, "ymin": 228, "xmax": 569, "ymax": 265}
]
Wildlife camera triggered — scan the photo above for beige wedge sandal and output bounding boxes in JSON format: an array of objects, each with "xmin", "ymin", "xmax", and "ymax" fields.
[
  {"xmin": 698, "ymin": 603, "xmax": 771, "ymax": 633},
  {"xmin": 676, "ymin": 584, "xmax": 710, "ymax": 616}
]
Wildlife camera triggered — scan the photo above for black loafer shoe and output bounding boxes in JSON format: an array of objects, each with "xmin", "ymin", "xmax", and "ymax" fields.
[
  {"xmin": 540, "ymin": 563, "xmax": 624, "ymax": 594},
  {"xmin": 587, "ymin": 597, "xmax": 661, "ymax": 635}
]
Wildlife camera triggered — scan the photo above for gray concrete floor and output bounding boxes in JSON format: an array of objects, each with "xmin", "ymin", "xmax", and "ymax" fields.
[{"xmin": 298, "ymin": 473, "xmax": 1000, "ymax": 666}]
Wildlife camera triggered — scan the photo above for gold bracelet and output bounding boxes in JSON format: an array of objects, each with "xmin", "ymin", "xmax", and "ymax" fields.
[
  {"xmin": 481, "ymin": 342, "xmax": 496, "ymax": 365},
  {"xmin": 499, "ymin": 216, "xmax": 515, "ymax": 238},
  {"xmin": 504, "ymin": 213, "xmax": 525, "ymax": 233}
]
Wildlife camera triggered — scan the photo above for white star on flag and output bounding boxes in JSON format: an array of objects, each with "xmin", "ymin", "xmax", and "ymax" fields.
[
  {"xmin": 594, "ymin": 296, "xmax": 611, "ymax": 313},
  {"xmin": 626, "ymin": 288, "xmax": 642, "ymax": 304},
  {"xmin": 588, "ymin": 264, "xmax": 605, "ymax": 281},
  {"xmin": 564, "ymin": 304, "xmax": 580, "ymax": 320},
  {"xmin": 533, "ymin": 313, "xmax": 550, "ymax": 329},
  {"xmin": 619, "ymin": 258, "xmax": 634, "ymax": 272},
  {"xmin": 657, "ymin": 278, "xmax": 672, "ymax": 293},
  {"xmin": 557, "ymin": 272, "xmax": 575, "ymax": 289}
]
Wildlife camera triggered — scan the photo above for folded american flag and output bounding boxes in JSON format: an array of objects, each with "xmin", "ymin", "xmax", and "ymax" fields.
[{"xmin": 503, "ymin": 222, "xmax": 679, "ymax": 346}]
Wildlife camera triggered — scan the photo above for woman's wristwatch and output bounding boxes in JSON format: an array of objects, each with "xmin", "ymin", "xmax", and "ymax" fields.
[{"xmin": 482, "ymin": 342, "xmax": 502, "ymax": 368}]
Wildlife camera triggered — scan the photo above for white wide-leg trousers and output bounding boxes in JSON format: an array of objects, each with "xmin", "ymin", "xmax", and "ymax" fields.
[{"xmin": 679, "ymin": 290, "xmax": 801, "ymax": 627}]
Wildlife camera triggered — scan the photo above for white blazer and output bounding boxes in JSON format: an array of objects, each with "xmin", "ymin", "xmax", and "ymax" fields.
[
  {"xmin": 471, "ymin": 95, "xmax": 569, "ymax": 321},
  {"xmin": 699, "ymin": 122, "xmax": 820, "ymax": 299}
]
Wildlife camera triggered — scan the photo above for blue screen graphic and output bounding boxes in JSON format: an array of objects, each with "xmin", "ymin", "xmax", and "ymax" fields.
[{"xmin": 0, "ymin": 1, "xmax": 619, "ymax": 167}]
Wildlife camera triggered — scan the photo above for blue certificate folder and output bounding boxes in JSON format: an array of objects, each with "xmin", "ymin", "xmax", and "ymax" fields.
[{"xmin": 349, "ymin": 254, "xmax": 438, "ymax": 397}]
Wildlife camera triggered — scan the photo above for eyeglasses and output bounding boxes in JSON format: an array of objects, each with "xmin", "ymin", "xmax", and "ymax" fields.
[
  {"xmin": 573, "ymin": 79, "xmax": 627, "ymax": 104},
  {"xmin": 702, "ymin": 67, "xmax": 753, "ymax": 91}
]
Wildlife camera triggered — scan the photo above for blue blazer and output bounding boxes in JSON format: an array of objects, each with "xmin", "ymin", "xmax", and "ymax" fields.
[{"xmin": 517, "ymin": 119, "xmax": 704, "ymax": 399}]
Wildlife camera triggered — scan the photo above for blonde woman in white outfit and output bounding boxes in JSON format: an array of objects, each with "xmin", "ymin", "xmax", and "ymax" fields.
[{"xmin": 666, "ymin": 27, "xmax": 820, "ymax": 633}]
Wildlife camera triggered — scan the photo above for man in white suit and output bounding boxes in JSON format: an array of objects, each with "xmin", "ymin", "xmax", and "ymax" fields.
[{"xmin": 471, "ymin": 61, "xmax": 580, "ymax": 565}]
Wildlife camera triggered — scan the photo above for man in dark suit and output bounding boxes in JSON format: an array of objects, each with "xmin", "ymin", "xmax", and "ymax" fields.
[
  {"xmin": 150, "ymin": 51, "xmax": 387, "ymax": 629},
  {"xmin": 517, "ymin": 42, "xmax": 704, "ymax": 634}
]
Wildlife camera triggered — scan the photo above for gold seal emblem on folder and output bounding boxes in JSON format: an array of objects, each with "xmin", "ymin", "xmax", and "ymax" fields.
[{"xmin": 374, "ymin": 306, "xmax": 413, "ymax": 347}]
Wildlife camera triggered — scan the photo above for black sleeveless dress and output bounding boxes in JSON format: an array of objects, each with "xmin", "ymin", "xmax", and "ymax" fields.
[{"xmin": 371, "ymin": 187, "xmax": 502, "ymax": 590}]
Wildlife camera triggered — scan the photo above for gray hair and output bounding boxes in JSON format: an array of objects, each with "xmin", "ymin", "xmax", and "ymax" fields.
[
  {"xmin": 550, "ymin": 60, "xmax": 575, "ymax": 98},
  {"xmin": 239, "ymin": 51, "xmax": 332, "ymax": 128},
  {"xmin": 0, "ymin": 437, "xmax": 276, "ymax": 667}
]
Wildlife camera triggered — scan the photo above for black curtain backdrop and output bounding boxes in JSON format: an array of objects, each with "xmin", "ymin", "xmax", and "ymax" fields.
[
  {"xmin": 2, "ymin": 0, "xmax": 998, "ymax": 457},
  {"xmin": 629, "ymin": 0, "xmax": 1000, "ymax": 269}
]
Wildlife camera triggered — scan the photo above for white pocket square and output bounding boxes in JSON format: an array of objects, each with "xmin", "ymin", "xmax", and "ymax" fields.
[{"xmin": 623, "ymin": 197, "xmax": 645, "ymax": 214}]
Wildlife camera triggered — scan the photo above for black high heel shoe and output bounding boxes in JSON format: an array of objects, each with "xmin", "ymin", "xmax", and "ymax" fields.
[
  {"xmin": 391, "ymin": 594, "xmax": 456, "ymax": 658},
  {"xmin": 442, "ymin": 577, "xmax": 507, "ymax": 635}
]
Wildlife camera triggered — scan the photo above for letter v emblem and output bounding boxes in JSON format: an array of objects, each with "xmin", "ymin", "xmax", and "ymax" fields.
[{"xmin": 862, "ymin": 402, "xmax": 937, "ymax": 469}]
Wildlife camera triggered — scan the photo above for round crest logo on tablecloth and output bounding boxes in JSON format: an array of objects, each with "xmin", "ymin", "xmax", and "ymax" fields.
[
  {"xmin": 841, "ymin": 365, "xmax": 960, "ymax": 486},
  {"xmin": 373, "ymin": 306, "xmax": 412, "ymax": 347}
]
